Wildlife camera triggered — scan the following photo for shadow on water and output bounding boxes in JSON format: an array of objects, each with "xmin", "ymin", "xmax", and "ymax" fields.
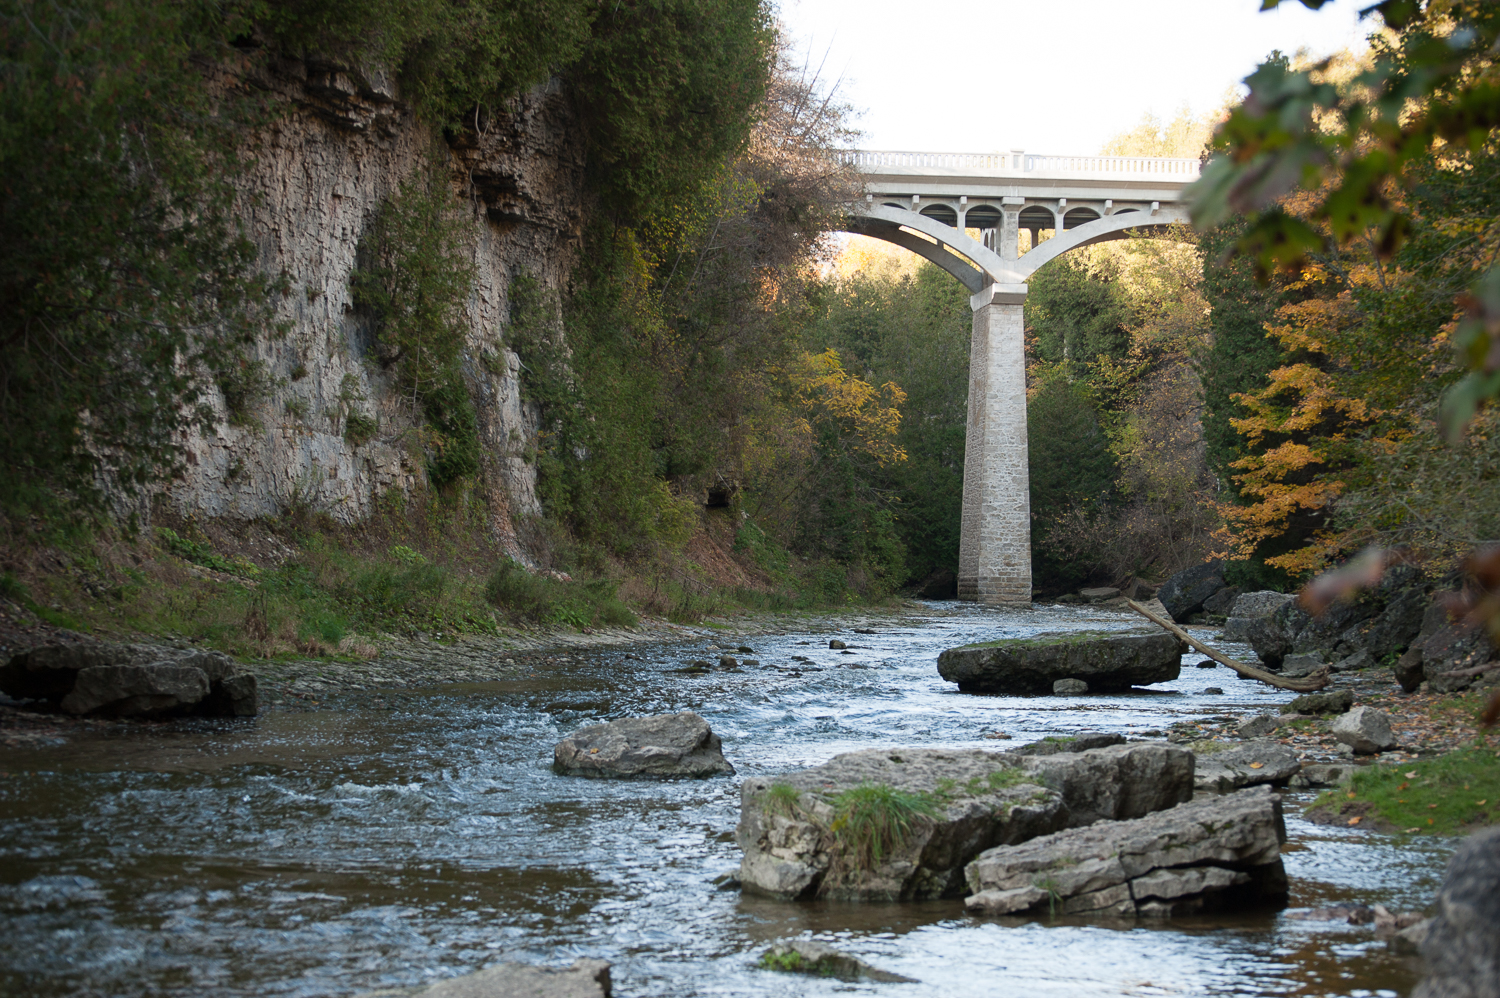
[{"xmin": 0, "ymin": 602, "xmax": 1443, "ymax": 996}]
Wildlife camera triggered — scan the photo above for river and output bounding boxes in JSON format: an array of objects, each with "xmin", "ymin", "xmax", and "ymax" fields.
[{"xmin": 0, "ymin": 602, "xmax": 1449, "ymax": 996}]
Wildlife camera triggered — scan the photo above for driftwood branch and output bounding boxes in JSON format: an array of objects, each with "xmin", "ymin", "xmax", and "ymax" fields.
[{"xmin": 1125, "ymin": 599, "xmax": 1331, "ymax": 693}]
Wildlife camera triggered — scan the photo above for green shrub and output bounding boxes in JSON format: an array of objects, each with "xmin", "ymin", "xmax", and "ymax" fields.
[
  {"xmin": 345, "ymin": 410, "xmax": 377, "ymax": 446},
  {"xmin": 484, "ymin": 560, "xmax": 562, "ymax": 621},
  {"xmin": 829, "ymin": 783, "xmax": 940, "ymax": 871}
]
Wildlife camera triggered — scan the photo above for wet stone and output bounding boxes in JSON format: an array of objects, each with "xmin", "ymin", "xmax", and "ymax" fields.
[{"xmin": 553, "ymin": 711, "xmax": 734, "ymax": 779}]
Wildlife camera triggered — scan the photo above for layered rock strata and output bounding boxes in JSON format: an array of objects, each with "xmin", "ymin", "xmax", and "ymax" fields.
[
  {"xmin": 735, "ymin": 742, "xmax": 1193, "ymax": 902},
  {"xmin": 964, "ymin": 787, "xmax": 1288, "ymax": 918},
  {"xmin": 0, "ymin": 641, "xmax": 257, "ymax": 717}
]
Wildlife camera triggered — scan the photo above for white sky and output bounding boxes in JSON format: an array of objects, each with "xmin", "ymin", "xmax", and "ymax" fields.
[{"xmin": 778, "ymin": 0, "xmax": 1371, "ymax": 154}]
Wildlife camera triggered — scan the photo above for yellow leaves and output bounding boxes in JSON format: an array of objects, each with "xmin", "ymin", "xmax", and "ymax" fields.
[{"xmin": 785, "ymin": 349, "xmax": 908, "ymax": 467}]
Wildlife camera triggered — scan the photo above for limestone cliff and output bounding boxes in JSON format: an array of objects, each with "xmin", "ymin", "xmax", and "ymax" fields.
[{"xmin": 168, "ymin": 55, "xmax": 585, "ymax": 559}]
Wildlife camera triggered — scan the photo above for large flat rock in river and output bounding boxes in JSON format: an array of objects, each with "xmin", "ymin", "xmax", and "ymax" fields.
[
  {"xmin": 735, "ymin": 742, "xmax": 1193, "ymax": 902},
  {"xmin": 937, "ymin": 628, "xmax": 1182, "ymax": 694}
]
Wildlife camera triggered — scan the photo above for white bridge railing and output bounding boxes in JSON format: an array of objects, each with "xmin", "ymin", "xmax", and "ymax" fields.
[{"xmin": 837, "ymin": 149, "xmax": 1201, "ymax": 179}]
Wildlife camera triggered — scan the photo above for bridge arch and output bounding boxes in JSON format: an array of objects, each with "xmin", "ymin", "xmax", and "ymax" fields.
[{"xmin": 841, "ymin": 200, "xmax": 1191, "ymax": 287}]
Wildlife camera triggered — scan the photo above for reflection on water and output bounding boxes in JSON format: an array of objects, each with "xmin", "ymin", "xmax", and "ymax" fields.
[{"xmin": 0, "ymin": 603, "xmax": 1442, "ymax": 996}]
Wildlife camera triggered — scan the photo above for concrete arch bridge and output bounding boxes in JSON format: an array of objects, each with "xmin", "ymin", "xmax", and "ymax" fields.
[{"xmin": 836, "ymin": 149, "xmax": 1200, "ymax": 605}]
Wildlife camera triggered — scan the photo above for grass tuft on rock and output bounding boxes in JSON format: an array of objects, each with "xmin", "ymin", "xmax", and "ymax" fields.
[
  {"xmin": 1307, "ymin": 745, "xmax": 1500, "ymax": 834},
  {"xmin": 830, "ymin": 783, "xmax": 941, "ymax": 870},
  {"xmin": 762, "ymin": 782, "xmax": 802, "ymax": 818}
]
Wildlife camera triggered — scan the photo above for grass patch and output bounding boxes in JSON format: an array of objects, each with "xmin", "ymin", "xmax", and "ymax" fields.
[
  {"xmin": 1308, "ymin": 744, "xmax": 1500, "ymax": 834},
  {"xmin": 830, "ymin": 783, "xmax": 941, "ymax": 871},
  {"xmin": 762, "ymin": 783, "xmax": 803, "ymax": 818}
]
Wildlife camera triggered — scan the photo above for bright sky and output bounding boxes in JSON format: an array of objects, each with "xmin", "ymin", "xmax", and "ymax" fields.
[{"xmin": 778, "ymin": 0, "xmax": 1371, "ymax": 154}]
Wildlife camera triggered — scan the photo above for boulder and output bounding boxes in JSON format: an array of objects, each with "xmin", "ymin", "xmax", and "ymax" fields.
[
  {"xmin": 1237, "ymin": 714, "xmax": 1281, "ymax": 738},
  {"xmin": 0, "ymin": 640, "xmax": 257, "ymax": 718},
  {"xmin": 1223, "ymin": 618, "xmax": 1257, "ymax": 643},
  {"xmin": 1291, "ymin": 598, "xmax": 1380, "ymax": 657},
  {"xmin": 1331, "ymin": 707, "xmax": 1396, "ymax": 754},
  {"xmin": 58, "ymin": 664, "xmax": 210, "ymax": 717},
  {"xmin": 553, "ymin": 712, "xmax": 734, "ymax": 779},
  {"xmin": 1279, "ymin": 652, "xmax": 1327, "ymax": 678},
  {"xmin": 964, "ymin": 787, "xmax": 1288, "ymax": 918},
  {"xmin": 828, "ymin": 639, "xmax": 847, "ymax": 650},
  {"xmin": 1193, "ymin": 740, "xmax": 1301, "ymax": 792},
  {"xmin": 1361, "ymin": 585, "xmax": 1430, "ymax": 660},
  {"xmin": 1203, "ymin": 586, "xmax": 1242, "ymax": 616},
  {"xmin": 1330, "ymin": 649, "xmax": 1375, "ymax": 673},
  {"xmin": 937, "ymin": 628, "xmax": 1181, "ymax": 694},
  {"xmin": 735, "ymin": 742, "xmax": 1192, "ymax": 902},
  {"xmin": 1283, "ymin": 689, "xmax": 1353, "ymax": 715},
  {"xmin": 758, "ymin": 941, "xmax": 916, "ymax": 983},
  {"xmin": 356, "ymin": 958, "xmax": 612, "ymax": 998},
  {"xmin": 1079, "ymin": 587, "xmax": 1121, "ymax": 602},
  {"xmin": 736, "ymin": 748, "xmax": 1066, "ymax": 901},
  {"xmin": 1157, "ymin": 561, "xmax": 1226, "ymax": 622},
  {"xmin": 1395, "ymin": 646, "xmax": 1426, "ymax": 693},
  {"xmin": 1247, "ymin": 602, "xmax": 1313, "ymax": 669},
  {"xmin": 1053, "ymin": 678, "xmax": 1089, "ymax": 695},
  {"xmin": 1229, "ymin": 591, "xmax": 1294, "ymax": 619},
  {"xmin": 1016, "ymin": 742, "xmax": 1194, "ymax": 827},
  {"xmin": 1413, "ymin": 825, "xmax": 1500, "ymax": 998},
  {"xmin": 1421, "ymin": 622, "xmax": 1499, "ymax": 694}
]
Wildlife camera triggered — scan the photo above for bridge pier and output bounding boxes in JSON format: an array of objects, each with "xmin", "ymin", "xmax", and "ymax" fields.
[{"xmin": 957, "ymin": 283, "xmax": 1031, "ymax": 605}]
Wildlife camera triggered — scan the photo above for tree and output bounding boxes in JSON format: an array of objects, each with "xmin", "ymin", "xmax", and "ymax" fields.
[{"xmin": 1190, "ymin": 0, "xmax": 1500, "ymax": 439}]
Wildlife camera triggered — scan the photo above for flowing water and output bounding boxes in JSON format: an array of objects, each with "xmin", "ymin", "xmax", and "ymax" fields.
[{"xmin": 0, "ymin": 603, "xmax": 1450, "ymax": 997}]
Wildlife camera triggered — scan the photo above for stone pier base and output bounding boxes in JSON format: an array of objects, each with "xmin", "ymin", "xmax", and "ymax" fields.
[{"xmin": 957, "ymin": 284, "xmax": 1031, "ymax": 605}]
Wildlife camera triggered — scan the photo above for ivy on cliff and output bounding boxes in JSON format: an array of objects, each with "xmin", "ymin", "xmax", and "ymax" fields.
[{"xmin": 0, "ymin": 0, "xmax": 278, "ymax": 514}]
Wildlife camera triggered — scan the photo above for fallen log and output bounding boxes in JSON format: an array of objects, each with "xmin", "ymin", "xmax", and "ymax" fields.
[{"xmin": 1125, "ymin": 599, "xmax": 1330, "ymax": 692}]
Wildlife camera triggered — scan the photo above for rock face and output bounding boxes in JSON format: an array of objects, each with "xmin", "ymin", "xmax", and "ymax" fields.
[
  {"xmin": 936, "ymin": 629, "xmax": 1182, "ymax": 694},
  {"xmin": 357, "ymin": 958, "xmax": 612, "ymax": 998},
  {"xmin": 1413, "ymin": 825, "xmax": 1500, "ymax": 998},
  {"xmin": 1192, "ymin": 740, "xmax": 1301, "ymax": 792},
  {"xmin": 1331, "ymin": 706, "xmax": 1396, "ymax": 754},
  {"xmin": 1157, "ymin": 561, "xmax": 1226, "ymax": 622},
  {"xmin": 155, "ymin": 56, "xmax": 593, "ymax": 559},
  {"xmin": 553, "ymin": 712, "xmax": 733, "ymax": 779},
  {"xmin": 0, "ymin": 641, "xmax": 258, "ymax": 718},
  {"xmin": 736, "ymin": 743, "xmax": 1192, "ymax": 902},
  {"xmin": 964, "ymin": 788, "xmax": 1289, "ymax": 918}
]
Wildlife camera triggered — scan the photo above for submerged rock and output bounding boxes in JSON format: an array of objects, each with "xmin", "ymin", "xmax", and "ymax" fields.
[
  {"xmin": 0, "ymin": 640, "xmax": 257, "ymax": 718},
  {"xmin": 553, "ymin": 711, "xmax": 734, "ymax": 779},
  {"xmin": 1053, "ymin": 678, "xmax": 1089, "ymax": 695},
  {"xmin": 356, "ymin": 958, "xmax": 612, "ymax": 997},
  {"xmin": 758, "ymin": 940, "xmax": 916, "ymax": 983},
  {"xmin": 964, "ymin": 787, "xmax": 1288, "ymax": 918},
  {"xmin": 735, "ymin": 742, "xmax": 1192, "ymax": 902},
  {"xmin": 936, "ymin": 628, "xmax": 1181, "ymax": 695}
]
